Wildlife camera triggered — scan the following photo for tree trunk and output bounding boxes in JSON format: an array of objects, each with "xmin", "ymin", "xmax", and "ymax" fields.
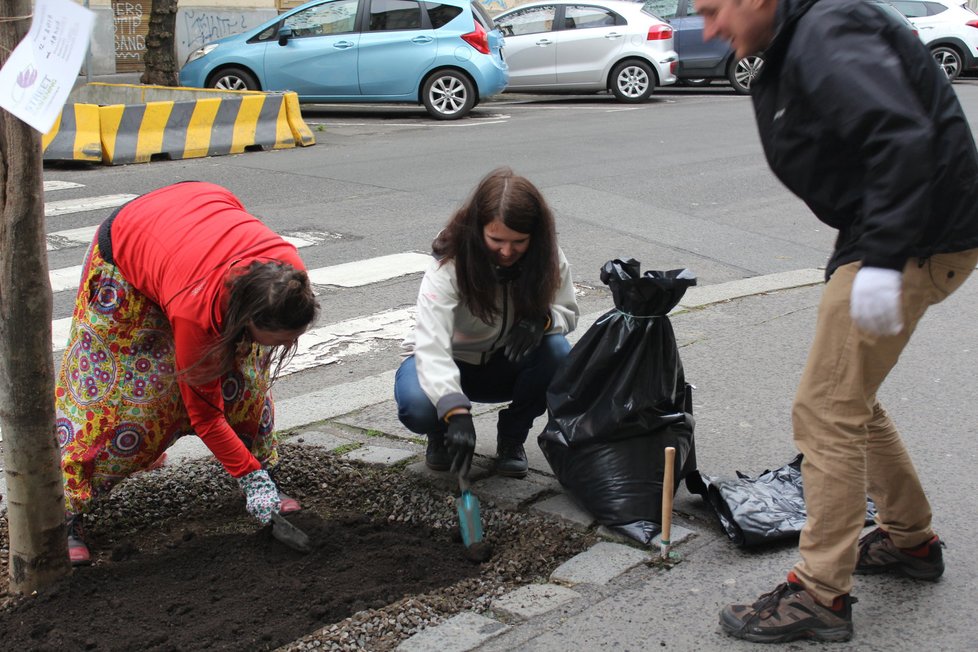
[
  {"xmin": 141, "ymin": 0, "xmax": 180, "ymax": 86},
  {"xmin": 0, "ymin": 1, "xmax": 71, "ymax": 593}
]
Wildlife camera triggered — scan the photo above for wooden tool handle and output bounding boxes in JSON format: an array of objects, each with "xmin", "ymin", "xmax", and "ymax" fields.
[{"xmin": 661, "ymin": 446, "xmax": 676, "ymax": 546}]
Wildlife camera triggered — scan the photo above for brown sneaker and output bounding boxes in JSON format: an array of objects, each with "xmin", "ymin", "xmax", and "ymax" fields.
[
  {"xmin": 720, "ymin": 578, "xmax": 856, "ymax": 643},
  {"xmin": 855, "ymin": 527, "xmax": 944, "ymax": 581}
]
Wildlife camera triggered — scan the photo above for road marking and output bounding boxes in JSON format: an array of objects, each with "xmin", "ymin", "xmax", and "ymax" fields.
[
  {"xmin": 307, "ymin": 252, "xmax": 430, "ymax": 287},
  {"xmin": 44, "ymin": 181, "xmax": 84, "ymax": 191},
  {"xmin": 49, "ymin": 265, "xmax": 82, "ymax": 293},
  {"xmin": 45, "ymin": 194, "xmax": 138, "ymax": 217},
  {"xmin": 46, "ymin": 226, "xmax": 317, "ymax": 252}
]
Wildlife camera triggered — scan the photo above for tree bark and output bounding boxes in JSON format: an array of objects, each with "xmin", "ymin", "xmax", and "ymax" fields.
[
  {"xmin": 141, "ymin": 0, "xmax": 180, "ymax": 86},
  {"xmin": 0, "ymin": 1, "xmax": 71, "ymax": 593}
]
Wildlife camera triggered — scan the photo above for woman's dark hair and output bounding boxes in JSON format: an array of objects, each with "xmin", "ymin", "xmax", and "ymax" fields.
[
  {"xmin": 185, "ymin": 261, "xmax": 319, "ymax": 384},
  {"xmin": 432, "ymin": 167, "xmax": 559, "ymax": 324}
]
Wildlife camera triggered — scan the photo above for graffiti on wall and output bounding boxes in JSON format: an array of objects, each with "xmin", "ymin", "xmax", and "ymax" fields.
[
  {"xmin": 114, "ymin": 1, "xmax": 147, "ymax": 61},
  {"xmin": 182, "ymin": 11, "xmax": 250, "ymax": 51},
  {"xmin": 478, "ymin": 0, "xmax": 518, "ymax": 13}
]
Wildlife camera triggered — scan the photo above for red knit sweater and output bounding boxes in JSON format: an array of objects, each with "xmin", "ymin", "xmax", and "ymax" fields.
[{"xmin": 111, "ymin": 182, "xmax": 306, "ymax": 477}]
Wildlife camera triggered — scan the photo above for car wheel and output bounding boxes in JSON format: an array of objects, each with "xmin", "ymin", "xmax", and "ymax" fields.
[
  {"xmin": 931, "ymin": 46, "xmax": 962, "ymax": 81},
  {"xmin": 611, "ymin": 60, "xmax": 656, "ymax": 102},
  {"xmin": 422, "ymin": 70, "xmax": 475, "ymax": 120},
  {"xmin": 728, "ymin": 55, "xmax": 763, "ymax": 95},
  {"xmin": 209, "ymin": 67, "xmax": 259, "ymax": 91}
]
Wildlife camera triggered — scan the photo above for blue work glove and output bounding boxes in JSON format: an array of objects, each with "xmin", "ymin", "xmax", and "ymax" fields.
[
  {"xmin": 445, "ymin": 413, "xmax": 476, "ymax": 477},
  {"xmin": 504, "ymin": 316, "xmax": 548, "ymax": 363},
  {"xmin": 237, "ymin": 468, "xmax": 282, "ymax": 525}
]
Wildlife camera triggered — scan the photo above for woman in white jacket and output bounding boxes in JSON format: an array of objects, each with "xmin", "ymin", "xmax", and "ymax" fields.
[{"xmin": 396, "ymin": 168, "xmax": 579, "ymax": 478}]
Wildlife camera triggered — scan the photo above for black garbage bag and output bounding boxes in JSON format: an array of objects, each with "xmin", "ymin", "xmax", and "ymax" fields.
[
  {"xmin": 538, "ymin": 259, "xmax": 698, "ymax": 546},
  {"xmin": 685, "ymin": 454, "xmax": 877, "ymax": 547}
]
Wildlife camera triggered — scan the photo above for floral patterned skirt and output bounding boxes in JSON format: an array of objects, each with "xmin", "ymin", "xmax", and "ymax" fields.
[{"xmin": 56, "ymin": 238, "xmax": 277, "ymax": 514}]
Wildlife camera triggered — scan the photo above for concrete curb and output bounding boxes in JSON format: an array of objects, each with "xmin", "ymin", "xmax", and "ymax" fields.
[{"xmin": 42, "ymin": 83, "xmax": 315, "ymax": 165}]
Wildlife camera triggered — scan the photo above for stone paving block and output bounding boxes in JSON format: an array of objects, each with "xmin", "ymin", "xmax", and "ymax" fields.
[
  {"xmin": 397, "ymin": 612, "xmax": 509, "ymax": 652},
  {"xmin": 491, "ymin": 583, "xmax": 581, "ymax": 621},
  {"xmin": 472, "ymin": 475, "xmax": 553, "ymax": 511},
  {"xmin": 529, "ymin": 492, "xmax": 595, "ymax": 531},
  {"xmin": 550, "ymin": 541, "xmax": 650, "ymax": 587},
  {"xmin": 280, "ymin": 429, "xmax": 352, "ymax": 451},
  {"xmin": 335, "ymin": 400, "xmax": 418, "ymax": 441},
  {"xmin": 342, "ymin": 445, "xmax": 417, "ymax": 466},
  {"xmin": 405, "ymin": 459, "xmax": 493, "ymax": 491}
]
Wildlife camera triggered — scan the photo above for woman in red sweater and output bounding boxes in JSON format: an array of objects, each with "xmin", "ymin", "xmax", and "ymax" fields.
[{"xmin": 55, "ymin": 181, "xmax": 319, "ymax": 565}]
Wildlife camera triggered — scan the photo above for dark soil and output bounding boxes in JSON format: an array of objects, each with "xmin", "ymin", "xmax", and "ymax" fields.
[{"xmin": 0, "ymin": 442, "xmax": 597, "ymax": 651}]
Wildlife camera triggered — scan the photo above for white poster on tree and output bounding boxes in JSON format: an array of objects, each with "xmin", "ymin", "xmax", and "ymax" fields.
[{"xmin": 0, "ymin": 0, "xmax": 95, "ymax": 133}]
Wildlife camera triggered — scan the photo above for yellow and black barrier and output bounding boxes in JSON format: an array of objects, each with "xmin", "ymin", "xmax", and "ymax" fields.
[{"xmin": 42, "ymin": 84, "xmax": 315, "ymax": 165}]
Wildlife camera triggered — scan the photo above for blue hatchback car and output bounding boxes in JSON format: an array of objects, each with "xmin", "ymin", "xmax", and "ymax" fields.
[{"xmin": 178, "ymin": 0, "xmax": 508, "ymax": 119}]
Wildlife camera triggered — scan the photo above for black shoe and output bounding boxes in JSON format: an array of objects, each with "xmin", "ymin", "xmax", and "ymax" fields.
[
  {"xmin": 496, "ymin": 440, "xmax": 528, "ymax": 478},
  {"xmin": 425, "ymin": 434, "xmax": 451, "ymax": 471},
  {"xmin": 855, "ymin": 527, "xmax": 944, "ymax": 581},
  {"xmin": 720, "ymin": 577, "xmax": 856, "ymax": 643}
]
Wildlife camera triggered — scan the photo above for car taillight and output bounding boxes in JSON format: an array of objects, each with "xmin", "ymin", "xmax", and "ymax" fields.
[
  {"xmin": 462, "ymin": 21, "xmax": 490, "ymax": 54},
  {"xmin": 967, "ymin": 19, "xmax": 978, "ymax": 28},
  {"xmin": 648, "ymin": 24, "xmax": 673, "ymax": 40}
]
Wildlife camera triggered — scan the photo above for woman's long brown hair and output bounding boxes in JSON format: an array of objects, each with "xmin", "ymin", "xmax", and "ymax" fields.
[
  {"xmin": 183, "ymin": 261, "xmax": 319, "ymax": 385},
  {"xmin": 433, "ymin": 167, "xmax": 559, "ymax": 324}
]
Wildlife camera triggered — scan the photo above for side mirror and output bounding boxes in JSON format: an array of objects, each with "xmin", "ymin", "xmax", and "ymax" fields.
[{"xmin": 278, "ymin": 27, "xmax": 293, "ymax": 46}]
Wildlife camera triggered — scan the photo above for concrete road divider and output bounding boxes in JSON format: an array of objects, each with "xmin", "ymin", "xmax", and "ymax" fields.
[{"xmin": 42, "ymin": 83, "xmax": 315, "ymax": 165}]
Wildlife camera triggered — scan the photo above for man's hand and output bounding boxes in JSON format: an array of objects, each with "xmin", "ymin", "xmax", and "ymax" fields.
[
  {"xmin": 850, "ymin": 266, "xmax": 904, "ymax": 336},
  {"xmin": 504, "ymin": 316, "xmax": 548, "ymax": 363},
  {"xmin": 237, "ymin": 468, "xmax": 282, "ymax": 524},
  {"xmin": 445, "ymin": 413, "xmax": 476, "ymax": 477}
]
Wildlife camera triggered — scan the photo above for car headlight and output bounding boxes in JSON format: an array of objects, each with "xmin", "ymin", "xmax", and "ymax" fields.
[{"xmin": 185, "ymin": 43, "xmax": 219, "ymax": 66}]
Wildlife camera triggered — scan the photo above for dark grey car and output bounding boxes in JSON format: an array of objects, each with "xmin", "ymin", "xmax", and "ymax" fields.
[{"xmin": 638, "ymin": 0, "xmax": 762, "ymax": 93}]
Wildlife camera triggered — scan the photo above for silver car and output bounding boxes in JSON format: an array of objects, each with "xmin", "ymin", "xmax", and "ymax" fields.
[{"xmin": 493, "ymin": 0, "xmax": 678, "ymax": 101}]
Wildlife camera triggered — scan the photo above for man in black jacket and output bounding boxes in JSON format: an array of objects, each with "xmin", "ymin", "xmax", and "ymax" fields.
[{"xmin": 696, "ymin": 0, "xmax": 978, "ymax": 643}]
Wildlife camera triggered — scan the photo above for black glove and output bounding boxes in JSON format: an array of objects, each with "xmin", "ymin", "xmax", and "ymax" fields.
[
  {"xmin": 445, "ymin": 413, "xmax": 476, "ymax": 477},
  {"xmin": 504, "ymin": 316, "xmax": 548, "ymax": 363}
]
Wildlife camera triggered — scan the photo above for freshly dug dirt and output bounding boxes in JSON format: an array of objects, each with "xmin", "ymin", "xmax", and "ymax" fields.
[{"xmin": 0, "ymin": 443, "xmax": 597, "ymax": 651}]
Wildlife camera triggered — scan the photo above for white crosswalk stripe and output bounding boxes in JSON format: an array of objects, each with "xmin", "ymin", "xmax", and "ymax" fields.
[{"xmin": 45, "ymin": 194, "xmax": 138, "ymax": 217}]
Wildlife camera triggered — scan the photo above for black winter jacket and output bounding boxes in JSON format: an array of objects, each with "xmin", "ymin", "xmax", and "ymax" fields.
[{"xmin": 752, "ymin": 0, "xmax": 978, "ymax": 277}]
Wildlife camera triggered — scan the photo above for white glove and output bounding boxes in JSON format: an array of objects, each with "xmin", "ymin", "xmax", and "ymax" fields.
[{"xmin": 850, "ymin": 266, "xmax": 904, "ymax": 336}]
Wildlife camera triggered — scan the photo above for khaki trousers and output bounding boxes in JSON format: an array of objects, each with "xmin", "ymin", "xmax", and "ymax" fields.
[{"xmin": 791, "ymin": 248, "xmax": 978, "ymax": 604}]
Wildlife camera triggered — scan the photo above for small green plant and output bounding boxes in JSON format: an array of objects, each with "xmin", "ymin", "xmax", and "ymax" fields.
[{"xmin": 331, "ymin": 443, "xmax": 362, "ymax": 455}]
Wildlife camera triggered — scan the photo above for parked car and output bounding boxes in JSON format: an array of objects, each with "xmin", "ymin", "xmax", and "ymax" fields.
[
  {"xmin": 492, "ymin": 0, "xmax": 678, "ymax": 102},
  {"xmin": 178, "ymin": 0, "xmax": 507, "ymax": 119},
  {"xmin": 888, "ymin": 0, "xmax": 978, "ymax": 80},
  {"xmin": 638, "ymin": 0, "xmax": 762, "ymax": 93}
]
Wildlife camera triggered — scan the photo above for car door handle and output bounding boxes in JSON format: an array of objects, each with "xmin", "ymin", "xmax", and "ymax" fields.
[
  {"xmin": 412, "ymin": 35, "xmax": 433, "ymax": 43},
  {"xmin": 535, "ymin": 39, "xmax": 553, "ymax": 46},
  {"xmin": 333, "ymin": 41, "xmax": 355, "ymax": 49},
  {"xmin": 604, "ymin": 33, "xmax": 624, "ymax": 39}
]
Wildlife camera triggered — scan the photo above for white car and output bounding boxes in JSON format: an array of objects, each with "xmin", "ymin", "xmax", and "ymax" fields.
[
  {"xmin": 493, "ymin": 0, "xmax": 678, "ymax": 102},
  {"xmin": 889, "ymin": 0, "xmax": 978, "ymax": 79}
]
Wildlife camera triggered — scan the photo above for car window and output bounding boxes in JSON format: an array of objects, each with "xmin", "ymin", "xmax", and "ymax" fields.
[
  {"xmin": 890, "ymin": 0, "xmax": 941, "ymax": 17},
  {"xmin": 425, "ymin": 1, "xmax": 463, "ymax": 28},
  {"xmin": 642, "ymin": 0, "xmax": 680, "ymax": 20},
  {"xmin": 496, "ymin": 5, "xmax": 557, "ymax": 36},
  {"xmin": 923, "ymin": 1, "xmax": 949, "ymax": 14},
  {"xmin": 685, "ymin": 0, "xmax": 698, "ymax": 17},
  {"xmin": 563, "ymin": 5, "xmax": 620, "ymax": 29},
  {"xmin": 284, "ymin": 0, "xmax": 359, "ymax": 36},
  {"xmin": 369, "ymin": 0, "xmax": 423, "ymax": 31}
]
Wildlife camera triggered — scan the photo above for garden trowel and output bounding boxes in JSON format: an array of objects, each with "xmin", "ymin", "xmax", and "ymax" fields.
[
  {"xmin": 271, "ymin": 511, "xmax": 311, "ymax": 552},
  {"xmin": 456, "ymin": 473, "xmax": 490, "ymax": 561}
]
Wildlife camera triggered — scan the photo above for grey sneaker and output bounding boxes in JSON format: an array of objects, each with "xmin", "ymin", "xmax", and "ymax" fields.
[
  {"xmin": 495, "ymin": 440, "xmax": 528, "ymax": 478},
  {"xmin": 720, "ymin": 579, "xmax": 856, "ymax": 643},
  {"xmin": 855, "ymin": 527, "xmax": 944, "ymax": 581},
  {"xmin": 425, "ymin": 434, "xmax": 451, "ymax": 471}
]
